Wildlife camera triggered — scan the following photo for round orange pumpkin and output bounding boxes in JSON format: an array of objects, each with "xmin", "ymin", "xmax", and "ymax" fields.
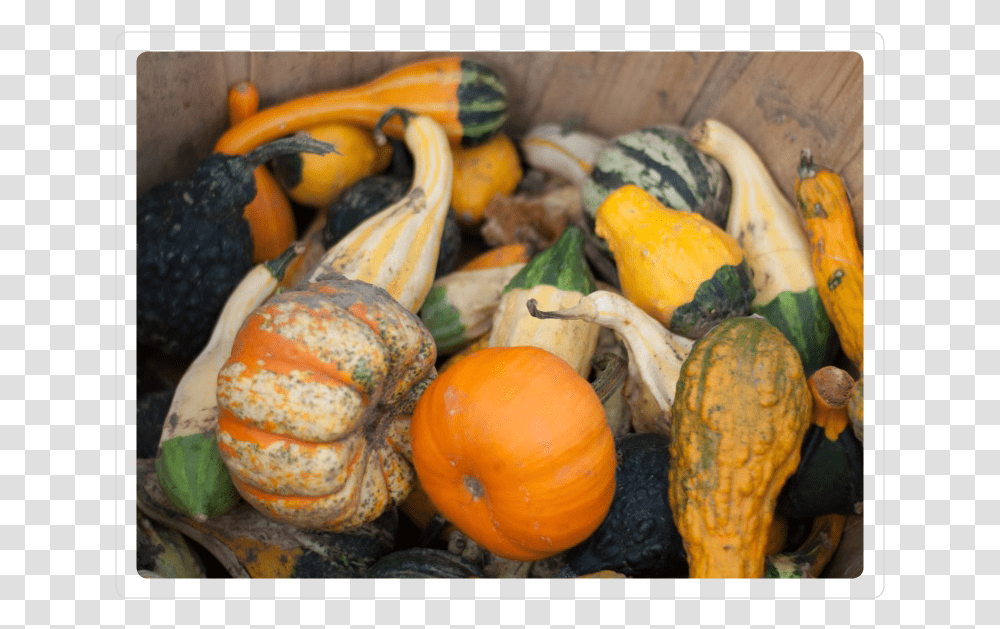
[
  {"xmin": 410, "ymin": 346, "xmax": 616, "ymax": 561},
  {"xmin": 215, "ymin": 273, "xmax": 437, "ymax": 531}
]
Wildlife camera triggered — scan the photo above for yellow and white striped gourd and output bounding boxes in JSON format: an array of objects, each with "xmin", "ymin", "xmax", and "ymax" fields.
[{"xmin": 306, "ymin": 108, "xmax": 453, "ymax": 312}]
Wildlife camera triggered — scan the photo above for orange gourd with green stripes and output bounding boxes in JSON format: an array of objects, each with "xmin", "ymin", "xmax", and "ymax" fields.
[
  {"xmin": 215, "ymin": 56, "xmax": 507, "ymax": 156},
  {"xmin": 795, "ymin": 150, "xmax": 864, "ymax": 369}
]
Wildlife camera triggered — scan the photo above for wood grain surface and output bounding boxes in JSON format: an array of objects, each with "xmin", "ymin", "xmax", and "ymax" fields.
[{"xmin": 137, "ymin": 51, "xmax": 864, "ymax": 240}]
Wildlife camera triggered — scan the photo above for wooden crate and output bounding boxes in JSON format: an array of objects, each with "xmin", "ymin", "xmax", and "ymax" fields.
[{"xmin": 136, "ymin": 51, "xmax": 864, "ymax": 578}]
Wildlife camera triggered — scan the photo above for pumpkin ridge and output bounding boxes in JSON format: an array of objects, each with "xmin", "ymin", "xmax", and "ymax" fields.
[
  {"xmin": 217, "ymin": 407, "xmax": 361, "ymax": 450},
  {"xmin": 217, "ymin": 411, "xmax": 368, "ymax": 497},
  {"xmin": 230, "ymin": 467, "xmax": 363, "ymax": 513},
  {"xmin": 229, "ymin": 444, "xmax": 375, "ymax": 529},
  {"xmin": 230, "ymin": 309, "xmax": 381, "ymax": 401}
]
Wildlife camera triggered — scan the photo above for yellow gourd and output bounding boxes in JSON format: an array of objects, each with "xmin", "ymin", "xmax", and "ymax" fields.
[
  {"xmin": 595, "ymin": 184, "xmax": 755, "ymax": 339},
  {"xmin": 451, "ymin": 133, "xmax": 523, "ymax": 227},
  {"xmin": 273, "ymin": 122, "xmax": 393, "ymax": 210},
  {"xmin": 668, "ymin": 316, "xmax": 812, "ymax": 578}
]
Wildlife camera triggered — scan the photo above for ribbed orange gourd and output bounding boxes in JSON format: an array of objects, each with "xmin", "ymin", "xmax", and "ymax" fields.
[
  {"xmin": 215, "ymin": 275, "xmax": 437, "ymax": 531},
  {"xmin": 410, "ymin": 346, "xmax": 617, "ymax": 561},
  {"xmin": 668, "ymin": 317, "xmax": 812, "ymax": 578}
]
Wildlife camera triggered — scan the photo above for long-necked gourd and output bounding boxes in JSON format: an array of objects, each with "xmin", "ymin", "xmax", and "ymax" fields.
[
  {"xmin": 154, "ymin": 244, "xmax": 303, "ymax": 521},
  {"xmin": 794, "ymin": 149, "xmax": 864, "ymax": 370},
  {"xmin": 215, "ymin": 56, "xmax": 508, "ymax": 156},
  {"xmin": 690, "ymin": 119, "xmax": 835, "ymax": 374},
  {"xmin": 527, "ymin": 289, "xmax": 695, "ymax": 437},
  {"xmin": 304, "ymin": 108, "xmax": 453, "ymax": 312}
]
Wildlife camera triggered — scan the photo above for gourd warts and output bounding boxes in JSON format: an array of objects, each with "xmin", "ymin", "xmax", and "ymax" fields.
[{"xmin": 464, "ymin": 475, "xmax": 485, "ymax": 500}]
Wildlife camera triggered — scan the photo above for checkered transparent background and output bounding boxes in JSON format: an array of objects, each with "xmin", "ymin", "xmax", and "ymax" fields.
[{"xmin": 0, "ymin": 0, "xmax": 996, "ymax": 626}]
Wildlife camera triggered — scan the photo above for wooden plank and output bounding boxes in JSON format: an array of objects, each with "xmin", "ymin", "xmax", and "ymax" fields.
[
  {"xmin": 681, "ymin": 51, "xmax": 864, "ymax": 238},
  {"xmin": 136, "ymin": 51, "xmax": 864, "ymax": 234},
  {"xmin": 136, "ymin": 51, "xmax": 234, "ymax": 194}
]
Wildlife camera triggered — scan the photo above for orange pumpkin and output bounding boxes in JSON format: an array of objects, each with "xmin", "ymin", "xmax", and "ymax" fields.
[
  {"xmin": 216, "ymin": 273, "xmax": 437, "ymax": 531},
  {"xmin": 410, "ymin": 346, "xmax": 616, "ymax": 561}
]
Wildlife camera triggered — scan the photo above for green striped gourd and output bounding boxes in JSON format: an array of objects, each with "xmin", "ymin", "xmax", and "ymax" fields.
[{"xmin": 582, "ymin": 125, "xmax": 731, "ymax": 229}]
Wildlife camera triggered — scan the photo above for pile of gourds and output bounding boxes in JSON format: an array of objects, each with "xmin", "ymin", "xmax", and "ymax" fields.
[{"xmin": 139, "ymin": 55, "xmax": 864, "ymax": 579}]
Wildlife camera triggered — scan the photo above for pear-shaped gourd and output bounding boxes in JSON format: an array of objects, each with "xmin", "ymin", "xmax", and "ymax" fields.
[{"xmin": 595, "ymin": 184, "xmax": 755, "ymax": 339}]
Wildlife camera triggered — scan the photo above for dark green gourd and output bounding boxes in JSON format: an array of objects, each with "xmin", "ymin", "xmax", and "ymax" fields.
[
  {"xmin": 364, "ymin": 547, "xmax": 486, "ymax": 578},
  {"xmin": 138, "ymin": 134, "xmax": 337, "ymax": 359},
  {"xmin": 561, "ymin": 433, "xmax": 688, "ymax": 578}
]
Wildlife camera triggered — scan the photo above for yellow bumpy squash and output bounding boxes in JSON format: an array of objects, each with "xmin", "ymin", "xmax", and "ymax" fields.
[{"xmin": 668, "ymin": 316, "xmax": 812, "ymax": 578}]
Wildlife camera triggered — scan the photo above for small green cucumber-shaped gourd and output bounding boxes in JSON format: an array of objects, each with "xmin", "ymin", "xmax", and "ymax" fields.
[{"xmin": 690, "ymin": 119, "xmax": 835, "ymax": 374}]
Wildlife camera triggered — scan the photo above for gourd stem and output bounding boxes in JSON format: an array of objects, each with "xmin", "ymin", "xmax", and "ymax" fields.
[
  {"xmin": 590, "ymin": 352, "xmax": 628, "ymax": 404},
  {"xmin": 263, "ymin": 242, "xmax": 306, "ymax": 281},
  {"xmin": 797, "ymin": 148, "xmax": 818, "ymax": 180},
  {"xmin": 525, "ymin": 297, "xmax": 571, "ymax": 321},
  {"xmin": 808, "ymin": 366, "xmax": 854, "ymax": 441},
  {"xmin": 374, "ymin": 108, "xmax": 415, "ymax": 145},
  {"xmin": 243, "ymin": 132, "xmax": 340, "ymax": 168}
]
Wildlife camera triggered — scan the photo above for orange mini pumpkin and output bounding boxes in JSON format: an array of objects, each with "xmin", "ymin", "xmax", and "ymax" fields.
[{"xmin": 410, "ymin": 346, "xmax": 616, "ymax": 561}]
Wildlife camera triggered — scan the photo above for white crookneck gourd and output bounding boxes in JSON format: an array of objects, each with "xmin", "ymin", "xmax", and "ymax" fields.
[
  {"xmin": 520, "ymin": 122, "xmax": 608, "ymax": 185},
  {"xmin": 689, "ymin": 119, "xmax": 835, "ymax": 374},
  {"xmin": 527, "ymin": 289, "xmax": 695, "ymax": 438},
  {"xmin": 154, "ymin": 244, "xmax": 303, "ymax": 521}
]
